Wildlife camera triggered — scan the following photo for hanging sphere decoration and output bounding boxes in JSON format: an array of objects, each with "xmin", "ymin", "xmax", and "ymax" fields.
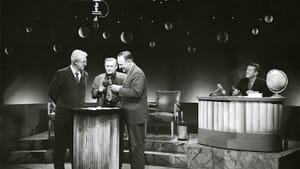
[
  {"xmin": 251, "ymin": 28, "xmax": 259, "ymax": 35},
  {"xmin": 216, "ymin": 32, "xmax": 229, "ymax": 43},
  {"xmin": 52, "ymin": 44, "xmax": 63, "ymax": 53},
  {"xmin": 102, "ymin": 31, "xmax": 110, "ymax": 40},
  {"xmin": 120, "ymin": 32, "xmax": 134, "ymax": 44},
  {"xmin": 78, "ymin": 27, "xmax": 90, "ymax": 39},
  {"xmin": 149, "ymin": 41, "xmax": 156, "ymax": 48},
  {"xmin": 26, "ymin": 26, "xmax": 33, "ymax": 34},
  {"xmin": 4, "ymin": 47, "xmax": 14, "ymax": 55},
  {"xmin": 264, "ymin": 15, "xmax": 274, "ymax": 23},
  {"xmin": 187, "ymin": 45, "xmax": 197, "ymax": 53},
  {"xmin": 164, "ymin": 22, "xmax": 174, "ymax": 31}
]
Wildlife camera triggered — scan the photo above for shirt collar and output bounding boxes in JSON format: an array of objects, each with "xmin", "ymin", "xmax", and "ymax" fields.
[
  {"xmin": 106, "ymin": 72, "xmax": 116, "ymax": 78},
  {"xmin": 70, "ymin": 65, "xmax": 80, "ymax": 75},
  {"xmin": 249, "ymin": 76, "xmax": 257, "ymax": 83}
]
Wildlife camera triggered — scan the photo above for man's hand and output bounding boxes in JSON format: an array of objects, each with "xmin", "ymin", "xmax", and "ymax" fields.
[
  {"xmin": 111, "ymin": 84, "xmax": 122, "ymax": 93},
  {"xmin": 98, "ymin": 85, "xmax": 105, "ymax": 92},
  {"xmin": 232, "ymin": 87, "xmax": 240, "ymax": 96}
]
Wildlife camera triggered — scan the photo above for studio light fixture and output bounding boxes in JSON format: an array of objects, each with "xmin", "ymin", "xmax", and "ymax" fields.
[{"xmin": 91, "ymin": 0, "xmax": 110, "ymax": 28}]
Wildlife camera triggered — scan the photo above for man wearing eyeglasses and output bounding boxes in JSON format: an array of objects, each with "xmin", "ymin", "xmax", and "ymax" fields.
[{"xmin": 48, "ymin": 49, "xmax": 88, "ymax": 169}]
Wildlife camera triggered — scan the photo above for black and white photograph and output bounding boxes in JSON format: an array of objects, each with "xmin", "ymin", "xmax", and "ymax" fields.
[{"xmin": 0, "ymin": 0, "xmax": 300, "ymax": 169}]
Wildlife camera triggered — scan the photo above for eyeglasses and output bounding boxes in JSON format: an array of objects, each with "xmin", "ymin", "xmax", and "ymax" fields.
[{"xmin": 77, "ymin": 59, "xmax": 87, "ymax": 64}]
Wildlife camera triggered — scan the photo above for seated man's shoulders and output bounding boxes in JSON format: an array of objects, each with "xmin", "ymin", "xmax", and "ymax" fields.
[
  {"xmin": 238, "ymin": 78, "xmax": 248, "ymax": 84},
  {"xmin": 256, "ymin": 77, "xmax": 267, "ymax": 85}
]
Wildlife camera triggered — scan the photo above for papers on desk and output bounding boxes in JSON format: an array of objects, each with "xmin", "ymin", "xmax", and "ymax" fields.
[{"xmin": 246, "ymin": 92, "xmax": 263, "ymax": 98}]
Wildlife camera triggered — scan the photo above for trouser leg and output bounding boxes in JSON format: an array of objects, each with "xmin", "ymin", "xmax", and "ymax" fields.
[
  {"xmin": 127, "ymin": 122, "xmax": 145, "ymax": 169},
  {"xmin": 53, "ymin": 110, "xmax": 73, "ymax": 169}
]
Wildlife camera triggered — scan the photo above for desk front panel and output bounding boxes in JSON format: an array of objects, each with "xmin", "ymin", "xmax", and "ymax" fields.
[
  {"xmin": 72, "ymin": 108, "xmax": 121, "ymax": 169},
  {"xmin": 197, "ymin": 97, "xmax": 284, "ymax": 151}
]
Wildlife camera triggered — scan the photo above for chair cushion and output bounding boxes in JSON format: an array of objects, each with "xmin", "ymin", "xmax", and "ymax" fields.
[
  {"xmin": 149, "ymin": 112, "xmax": 174, "ymax": 122},
  {"xmin": 156, "ymin": 91, "xmax": 181, "ymax": 112}
]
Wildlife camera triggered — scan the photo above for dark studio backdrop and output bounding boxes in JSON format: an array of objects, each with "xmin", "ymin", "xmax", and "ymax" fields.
[
  {"xmin": 1, "ymin": 0, "xmax": 300, "ymax": 105},
  {"xmin": 1, "ymin": 0, "xmax": 300, "ymax": 135}
]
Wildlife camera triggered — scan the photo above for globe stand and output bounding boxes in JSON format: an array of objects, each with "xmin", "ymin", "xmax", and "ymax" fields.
[{"xmin": 271, "ymin": 92, "xmax": 284, "ymax": 98}]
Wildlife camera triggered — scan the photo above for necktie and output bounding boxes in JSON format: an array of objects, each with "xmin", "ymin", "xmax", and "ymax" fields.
[
  {"xmin": 248, "ymin": 81, "xmax": 253, "ymax": 89},
  {"xmin": 75, "ymin": 72, "xmax": 80, "ymax": 83}
]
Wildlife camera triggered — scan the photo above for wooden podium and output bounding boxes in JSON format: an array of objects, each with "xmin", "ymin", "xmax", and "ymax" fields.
[
  {"xmin": 197, "ymin": 96, "xmax": 285, "ymax": 151},
  {"xmin": 71, "ymin": 107, "xmax": 122, "ymax": 169}
]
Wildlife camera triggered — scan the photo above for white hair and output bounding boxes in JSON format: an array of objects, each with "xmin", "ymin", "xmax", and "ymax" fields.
[{"xmin": 70, "ymin": 49, "xmax": 88, "ymax": 64}]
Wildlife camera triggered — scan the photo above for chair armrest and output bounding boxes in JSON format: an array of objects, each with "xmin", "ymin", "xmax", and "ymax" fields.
[
  {"xmin": 174, "ymin": 103, "xmax": 181, "ymax": 112},
  {"xmin": 148, "ymin": 108, "xmax": 156, "ymax": 112},
  {"xmin": 148, "ymin": 102, "xmax": 156, "ymax": 113},
  {"xmin": 173, "ymin": 103, "xmax": 182, "ymax": 122},
  {"xmin": 148, "ymin": 102, "xmax": 156, "ymax": 107}
]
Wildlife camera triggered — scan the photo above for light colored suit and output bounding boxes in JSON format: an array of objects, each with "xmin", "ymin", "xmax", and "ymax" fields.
[
  {"xmin": 119, "ymin": 63, "xmax": 149, "ymax": 124},
  {"xmin": 119, "ymin": 63, "xmax": 148, "ymax": 169}
]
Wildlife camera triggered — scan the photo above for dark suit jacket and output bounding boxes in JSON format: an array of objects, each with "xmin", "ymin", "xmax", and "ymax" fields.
[
  {"xmin": 48, "ymin": 66, "xmax": 88, "ymax": 109},
  {"xmin": 236, "ymin": 77, "xmax": 272, "ymax": 97},
  {"xmin": 119, "ymin": 64, "xmax": 149, "ymax": 124}
]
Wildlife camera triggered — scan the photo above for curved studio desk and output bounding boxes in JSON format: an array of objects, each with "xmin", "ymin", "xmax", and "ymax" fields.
[
  {"xmin": 196, "ymin": 96, "xmax": 285, "ymax": 152},
  {"xmin": 71, "ymin": 107, "xmax": 122, "ymax": 169}
]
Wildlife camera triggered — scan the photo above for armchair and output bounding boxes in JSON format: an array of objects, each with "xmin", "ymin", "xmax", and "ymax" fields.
[{"xmin": 147, "ymin": 90, "xmax": 181, "ymax": 137}]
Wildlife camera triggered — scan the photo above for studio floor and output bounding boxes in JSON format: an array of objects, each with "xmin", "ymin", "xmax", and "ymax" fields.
[{"xmin": 5, "ymin": 163, "xmax": 183, "ymax": 169}]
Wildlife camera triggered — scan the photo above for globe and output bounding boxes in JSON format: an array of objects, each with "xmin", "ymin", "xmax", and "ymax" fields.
[{"xmin": 266, "ymin": 69, "xmax": 288, "ymax": 97}]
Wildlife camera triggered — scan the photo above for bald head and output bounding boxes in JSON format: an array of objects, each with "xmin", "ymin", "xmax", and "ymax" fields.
[{"xmin": 117, "ymin": 50, "xmax": 134, "ymax": 73}]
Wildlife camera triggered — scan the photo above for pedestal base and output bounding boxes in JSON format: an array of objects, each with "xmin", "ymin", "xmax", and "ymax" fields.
[{"xmin": 187, "ymin": 144, "xmax": 300, "ymax": 169}]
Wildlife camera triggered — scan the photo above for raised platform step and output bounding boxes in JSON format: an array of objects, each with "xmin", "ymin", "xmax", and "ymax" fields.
[
  {"xmin": 10, "ymin": 132, "xmax": 197, "ymax": 168},
  {"xmin": 9, "ymin": 149, "xmax": 187, "ymax": 168},
  {"xmin": 187, "ymin": 143, "xmax": 300, "ymax": 169},
  {"xmin": 16, "ymin": 132, "xmax": 197, "ymax": 154}
]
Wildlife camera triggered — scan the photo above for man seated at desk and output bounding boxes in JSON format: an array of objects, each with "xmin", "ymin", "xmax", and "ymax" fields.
[
  {"xmin": 91, "ymin": 57, "xmax": 126, "ymax": 107},
  {"xmin": 232, "ymin": 63, "xmax": 272, "ymax": 97}
]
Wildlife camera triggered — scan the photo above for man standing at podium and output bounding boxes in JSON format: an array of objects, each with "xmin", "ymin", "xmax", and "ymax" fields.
[
  {"xmin": 48, "ymin": 49, "xmax": 88, "ymax": 169},
  {"xmin": 111, "ymin": 51, "xmax": 149, "ymax": 169},
  {"xmin": 232, "ymin": 63, "xmax": 272, "ymax": 97},
  {"xmin": 91, "ymin": 57, "xmax": 126, "ymax": 107}
]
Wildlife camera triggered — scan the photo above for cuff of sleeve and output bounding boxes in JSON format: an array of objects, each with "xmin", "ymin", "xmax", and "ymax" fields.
[{"xmin": 119, "ymin": 87, "xmax": 125, "ymax": 97}]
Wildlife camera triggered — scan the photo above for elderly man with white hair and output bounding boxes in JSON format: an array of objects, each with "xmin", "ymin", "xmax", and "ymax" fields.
[{"xmin": 48, "ymin": 49, "xmax": 88, "ymax": 169}]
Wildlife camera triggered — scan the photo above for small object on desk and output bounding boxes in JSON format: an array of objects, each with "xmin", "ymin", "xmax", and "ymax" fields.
[{"xmin": 247, "ymin": 91, "xmax": 263, "ymax": 98}]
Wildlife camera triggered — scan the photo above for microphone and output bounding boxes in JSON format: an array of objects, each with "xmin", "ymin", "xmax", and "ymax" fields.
[
  {"xmin": 210, "ymin": 83, "xmax": 226, "ymax": 96},
  {"xmin": 218, "ymin": 84, "xmax": 226, "ymax": 95}
]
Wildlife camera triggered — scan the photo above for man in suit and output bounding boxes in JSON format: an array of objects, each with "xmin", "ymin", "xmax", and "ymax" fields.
[
  {"xmin": 91, "ymin": 57, "xmax": 126, "ymax": 107},
  {"xmin": 48, "ymin": 49, "xmax": 88, "ymax": 169},
  {"xmin": 111, "ymin": 51, "xmax": 149, "ymax": 169},
  {"xmin": 232, "ymin": 63, "xmax": 272, "ymax": 97}
]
